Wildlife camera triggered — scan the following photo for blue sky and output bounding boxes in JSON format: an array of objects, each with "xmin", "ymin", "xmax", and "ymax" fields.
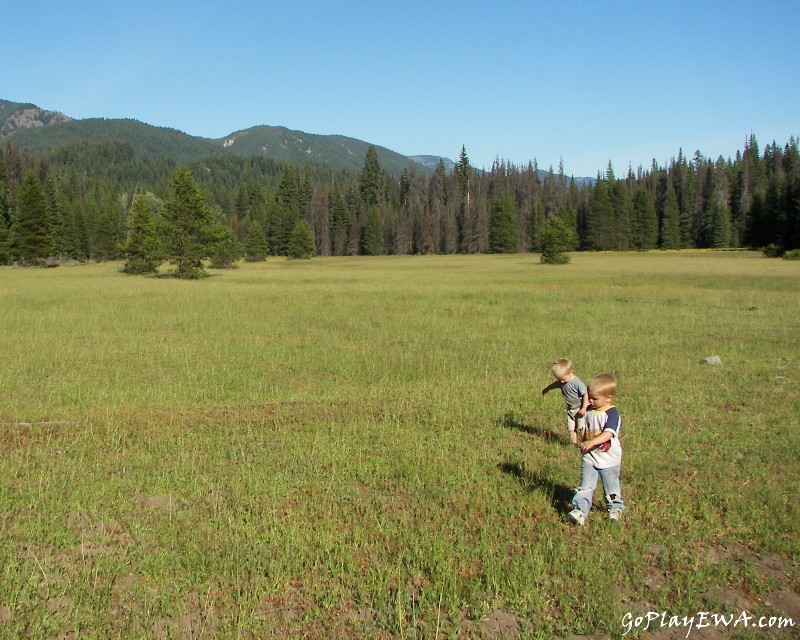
[{"xmin": 4, "ymin": 0, "xmax": 799, "ymax": 177}]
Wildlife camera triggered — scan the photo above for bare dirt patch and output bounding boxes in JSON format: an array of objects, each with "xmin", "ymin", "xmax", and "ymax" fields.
[
  {"xmin": 150, "ymin": 586, "xmax": 221, "ymax": 640},
  {"xmin": 763, "ymin": 589, "xmax": 800, "ymax": 621},
  {"xmin": 754, "ymin": 556, "xmax": 790, "ymax": 582},
  {"xmin": 633, "ymin": 543, "xmax": 799, "ymax": 640},
  {"xmin": 701, "ymin": 587, "xmax": 755, "ymax": 612},
  {"xmin": 482, "ymin": 609, "xmax": 524, "ymax": 638},
  {"xmin": 456, "ymin": 609, "xmax": 526, "ymax": 639},
  {"xmin": 137, "ymin": 494, "xmax": 179, "ymax": 510},
  {"xmin": 65, "ymin": 511, "xmax": 132, "ymax": 560}
]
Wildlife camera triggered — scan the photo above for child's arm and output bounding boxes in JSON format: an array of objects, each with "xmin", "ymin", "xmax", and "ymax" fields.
[
  {"xmin": 579, "ymin": 408, "xmax": 620, "ymax": 453},
  {"xmin": 541, "ymin": 381, "xmax": 560, "ymax": 395},
  {"xmin": 579, "ymin": 429, "xmax": 612, "ymax": 453},
  {"xmin": 575, "ymin": 392, "xmax": 589, "ymax": 417}
]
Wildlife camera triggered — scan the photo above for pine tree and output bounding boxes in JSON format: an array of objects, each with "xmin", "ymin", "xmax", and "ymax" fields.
[
  {"xmin": 631, "ymin": 188, "xmax": 658, "ymax": 249},
  {"xmin": 209, "ymin": 226, "xmax": 241, "ymax": 268},
  {"xmin": 428, "ymin": 160, "xmax": 447, "ymax": 252},
  {"xmin": 489, "ymin": 192, "xmax": 518, "ymax": 253},
  {"xmin": 537, "ymin": 214, "xmax": 576, "ymax": 263},
  {"xmin": 680, "ymin": 170, "xmax": 696, "ymax": 248},
  {"xmin": 0, "ymin": 159, "xmax": 11, "ymax": 229},
  {"xmin": 287, "ymin": 219, "xmax": 315, "ymax": 259},
  {"xmin": 91, "ymin": 191, "xmax": 122, "ymax": 260},
  {"xmin": 361, "ymin": 205, "xmax": 384, "ymax": 255},
  {"xmin": 457, "ymin": 145, "xmax": 471, "ymax": 201},
  {"xmin": 59, "ymin": 201, "xmax": 78, "ymax": 260},
  {"xmin": 610, "ymin": 180, "xmax": 632, "ymax": 249},
  {"xmin": 659, "ymin": 185, "xmax": 681, "ymax": 249},
  {"xmin": 456, "ymin": 146, "xmax": 476, "ymax": 252},
  {"xmin": 360, "ymin": 145, "xmax": 383, "ymax": 207},
  {"xmin": 745, "ymin": 187, "xmax": 768, "ymax": 248},
  {"xmin": 235, "ymin": 177, "xmax": 253, "ymax": 222},
  {"xmin": 529, "ymin": 201, "xmax": 545, "ymax": 252},
  {"xmin": 329, "ymin": 183, "xmax": 350, "ymax": 256},
  {"xmin": 694, "ymin": 158, "xmax": 717, "ymax": 247},
  {"xmin": 161, "ymin": 165, "xmax": 221, "ymax": 278},
  {"xmin": 782, "ymin": 139, "xmax": 800, "ymax": 250},
  {"xmin": 0, "ymin": 220, "xmax": 10, "ymax": 265},
  {"xmin": 456, "ymin": 145, "xmax": 472, "ymax": 232},
  {"xmin": 120, "ymin": 194, "xmax": 162, "ymax": 274},
  {"xmin": 0, "ymin": 159, "xmax": 12, "ymax": 264},
  {"xmin": 709, "ymin": 191, "xmax": 732, "ymax": 248},
  {"xmin": 243, "ymin": 219, "xmax": 269, "ymax": 261},
  {"xmin": 73, "ymin": 205, "xmax": 91, "ymax": 261},
  {"xmin": 585, "ymin": 180, "xmax": 613, "ymax": 250},
  {"xmin": 42, "ymin": 178, "xmax": 66, "ymax": 258},
  {"xmin": 276, "ymin": 163, "xmax": 300, "ymax": 212},
  {"xmin": 345, "ymin": 191, "xmax": 363, "ymax": 256},
  {"xmin": 299, "ymin": 167, "xmax": 313, "ymax": 216},
  {"xmin": 275, "ymin": 163, "xmax": 300, "ymax": 255},
  {"xmin": 13, "ymin": 172, "xmax": 55, "ymax": 265}
]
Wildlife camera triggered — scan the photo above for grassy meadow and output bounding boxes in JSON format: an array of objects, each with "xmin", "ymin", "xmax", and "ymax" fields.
[{"xmin": 0, "ymin": 251, "xmax": 798, "ymax": 639}]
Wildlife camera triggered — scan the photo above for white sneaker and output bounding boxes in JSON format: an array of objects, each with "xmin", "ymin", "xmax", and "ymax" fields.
[
  {"xmin": 568, "ymin": 509, "xmax": 586, "ymax": 526},
  {"xmin": 608, "ymin": 508, "xmax": 622, "ymax": 522}
]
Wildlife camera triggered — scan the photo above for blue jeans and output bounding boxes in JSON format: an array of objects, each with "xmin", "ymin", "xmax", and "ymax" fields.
[{"xmin": 572, "ymin": 460, "xmax": 625, "ymax": 515}]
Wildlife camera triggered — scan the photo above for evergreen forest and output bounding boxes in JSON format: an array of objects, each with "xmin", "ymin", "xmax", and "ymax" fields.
[{"xmin": 1, "ymin": 134, "xmax": 798, "ymax": 270}]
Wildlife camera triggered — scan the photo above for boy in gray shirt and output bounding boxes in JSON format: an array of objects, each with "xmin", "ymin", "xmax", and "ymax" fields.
[{"xmin": 541, "ymin": 358, "xmax": 589, "ymax": 445}]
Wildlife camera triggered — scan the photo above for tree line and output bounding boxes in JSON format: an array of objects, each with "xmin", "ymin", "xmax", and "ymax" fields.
[{"xmin": 0, "ymin": 134, "xmax": 798, "ymax": 272}]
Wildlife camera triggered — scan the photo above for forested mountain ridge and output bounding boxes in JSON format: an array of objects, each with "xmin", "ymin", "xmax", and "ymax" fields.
[
  {"xmin": 219, "ymin": 125, "xmax": 432, "ymax": 176},
  {"xmin": 5, "ymin": 117, "xmax": 221, "ymax": 164},
  {"xmin": 0, "ymin": 99, "xmax": 71, "ymax": 138},
  {"xmin": 1, "ymin": 98, "xmax": 797, "ymax": 268},
  {"xmin": 0, "ymin": 99, "xmax": 436, "ymax": 175}
]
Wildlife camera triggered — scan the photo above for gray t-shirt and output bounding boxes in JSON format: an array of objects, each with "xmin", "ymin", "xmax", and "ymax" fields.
[{"xmin": 559, "ymin": 377, "xmax": 587, "ymax": 408}]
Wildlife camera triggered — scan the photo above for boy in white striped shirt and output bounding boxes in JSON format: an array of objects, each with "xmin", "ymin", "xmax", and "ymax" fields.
[{"xmin": 567, "ymin": 372, "xmax": 625, "ymax": 525}]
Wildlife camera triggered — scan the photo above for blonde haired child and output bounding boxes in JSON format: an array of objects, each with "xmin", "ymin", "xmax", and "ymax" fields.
[
  {"xmin": 541, "ymin": 358, "xmax": 589, "ymax": 445},
  {"xmin": 568, "ymin": 372, "xmax": 625, "ymax": 525}
]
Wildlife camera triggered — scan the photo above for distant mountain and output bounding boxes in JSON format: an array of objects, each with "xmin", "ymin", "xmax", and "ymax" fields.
[
  {"xmin": 0, "ymin": 99, "xmax": 431, "ymax": 175},
  {"xmin": 0, "ymin": 98, "xmax": 595, "ymax": 184},
  {"xmin": 4, "ymin": 115, "xmax": 220, "ymax": 163},
  {"xmin": 220, "ymin": 126, "xmax": 427, "ymax": 176},
  {"xmin": 408, "ymin": 155, "xmax": 456, "ymax": 174},
  {"xmin": 0, "ymin": 99, "xmax": 71, "ymax": 138}
]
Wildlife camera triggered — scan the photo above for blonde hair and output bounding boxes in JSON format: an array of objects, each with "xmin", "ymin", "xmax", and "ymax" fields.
[
  {"xmin": 550, "ymin": 358, "xmax": 574, "ymax": 378},
  {"xmin": 587, "ymin": 372, "xmax": 617, "ymax": 397}
]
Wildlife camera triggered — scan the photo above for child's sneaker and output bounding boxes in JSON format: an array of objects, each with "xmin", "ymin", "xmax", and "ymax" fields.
[
  {"xmin": 608, "ymin": 508, "xmax": 622, "ymax": 522},
  {"xmin": 568, "ymin": 509, "xmax": 586, "ymax": 526}
]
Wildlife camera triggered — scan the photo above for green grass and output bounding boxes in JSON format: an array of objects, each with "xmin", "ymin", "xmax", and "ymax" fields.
[{"xmin": 0, "ymin": 251, "xmax": 798, "ymax": 639}]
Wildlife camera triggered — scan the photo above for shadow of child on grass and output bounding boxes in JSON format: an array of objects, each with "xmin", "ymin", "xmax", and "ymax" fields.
[
  {"xmin": 497, "ymin": 410, "xmax": 564, "ymax": 445},
  {"xmin": 498, "ymin": 411, "xmax": 576, "ymax": 514},
  {"xmin": 498, "ymin": 461, "xmax": 574, "ymax": 514}
]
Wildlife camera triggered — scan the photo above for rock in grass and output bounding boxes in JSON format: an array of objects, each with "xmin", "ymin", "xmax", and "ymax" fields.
[{"xmin": 701, "ymin": 355, "xmax": 722, "ymax": 365}]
